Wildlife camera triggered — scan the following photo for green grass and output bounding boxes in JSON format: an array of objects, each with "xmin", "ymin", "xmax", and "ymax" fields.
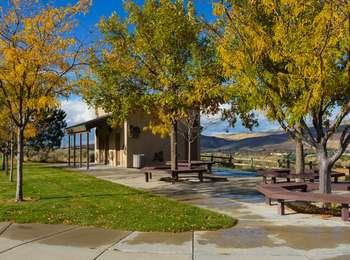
[{"xmin": 0, "ymin": 164, "xmax": 236, "ymax": 232}]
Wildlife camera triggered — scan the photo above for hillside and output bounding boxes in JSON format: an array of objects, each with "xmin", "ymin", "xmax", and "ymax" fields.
[
  {"xmin": 201, "ymin": 130, "xmax": 347, "ymax": 153},
  {"xmin": 201, "ymin": 131, "xmax": 294, "ymax": 152}
]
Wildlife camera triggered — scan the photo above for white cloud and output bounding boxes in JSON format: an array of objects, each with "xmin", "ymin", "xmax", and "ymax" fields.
[
  {"xmin": 201, "ymin": 107, "xmax": 281, "ymax": 135},
  {"xmin": 60, "ymin": 98, "xmax": 280, "ymax": 133},
  {"xmin": 60, "ymin": 97, "xmax": 95, "ymax": 126}
]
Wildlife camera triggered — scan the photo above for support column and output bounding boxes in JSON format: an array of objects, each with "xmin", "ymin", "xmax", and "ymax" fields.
[
  {"xmin": 73, "ymin": 133, "xmax": 76, "ymax": 167},
  {"xmin": 86, "ymin": 131, "xmax": 90, "ymax": 170},
  {"xmin": 80, "ymin": 133, "xmax": 83, "ymax": 168},
  {"xmin": 68, "ymin": 134, "xmax": 71, "ymax": 167}
]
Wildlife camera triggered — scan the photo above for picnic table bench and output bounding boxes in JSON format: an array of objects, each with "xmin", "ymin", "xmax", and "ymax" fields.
[
  {"xmin": 168, "ymin": 167, "xmax": 208, "ymax": 182},
  {"xmin": 257, "ymin": 182, "xmax": 350, "ymax": 221},
  {"xmin": 258, "ymin": 169, "xmax": 345, "ymax": 184},
  {"xmin": 166, "ymin": 160, "xmax": 215, "ymax": 173},
  {"xmin": 290, "ymin": 172, "xmax": 345, "ymax": 183},
  {"xmin": 142, "ymin": 165, "xmax": 210, "ymax": 182}
]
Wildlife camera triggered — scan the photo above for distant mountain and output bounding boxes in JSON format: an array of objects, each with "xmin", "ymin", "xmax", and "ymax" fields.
[
  {"xmin": 201, "ymin": 127, "xmax": 350, "ymax": 153},
  {"xmin": 201, "ymin": 131, "xmax": 294, "ymax": 152},
  {"xmin": 201, "ymin": 115, "xmax": 280, "ymax": 136},
  {"xmin": 200, "ymin": 135, "xmax": 234, "ymax": 150}
]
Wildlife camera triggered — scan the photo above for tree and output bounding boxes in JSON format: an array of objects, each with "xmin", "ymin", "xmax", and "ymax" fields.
[
  {"xmin": 215, "ymin": 0, "xmax": 350, "ymax": 193},
  {"xmin": 0, "ymin": 108, "xmax": 16, "ymax": 181},
  {"xmin": 26, "ymin": 108, "xmax": 67, "ymax": 160},
  {"xmin": 0, "ymin": 0, "xmax": 89, "ymax": 202},
  {"xmin": 178, "ymin": 109, "xmax": 201, "ymax": 168},
  {"xmin": 295, "ymin": 134, "xmax": 305, "ymax": 175},
  {"xmin": 83, "ymin": 0, "xmax": 224, "ymax": 171},
  {"xmin": 9, "ymin": 133, "xmax": 15, "ymax": 182},
  {"xmin": 0, "ymin": 143, "xmax": 9, "ymax": 175}
]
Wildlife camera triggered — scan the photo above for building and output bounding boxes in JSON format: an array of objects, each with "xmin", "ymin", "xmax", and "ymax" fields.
[{"xmin": 66, "ymin": 108, "xmax": 200, "ymax": 168}]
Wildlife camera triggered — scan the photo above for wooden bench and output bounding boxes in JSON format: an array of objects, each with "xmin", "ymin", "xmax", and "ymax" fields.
[
  {"xmin": 312, "ymin": 172, "xmax": 345, "ymax": 183},
  {"xmin": 142, "ymin": 165, "xmax": 209, "ymax": 182},
  {"xmin": 257, "ymin": 182, "xmax": 350, "ymax": 221},
  {"xmin": 258, "ymin": 170, "xmax": 289, "ymax": 184},
  {"xmin": 258, "ymin": 169, "xmax": 345, "ymax": 184},
  {"xmin": 168, "ymin": 167, "xmax": 208, "ymax": 182},
  {"xmin": 166, "ymin": 161, "xmax": 215, "ymax": 173},
  {"xmin": 287, "ymin": 171, "xmax": 345, "ymax": 183}
]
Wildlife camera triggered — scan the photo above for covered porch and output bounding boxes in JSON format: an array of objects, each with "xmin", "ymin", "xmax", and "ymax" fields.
[
  {"xmin": 66, "ymin": 115, "xmax": 127, "ymax": 169},
  {"xmin": 66, "ymin": 115, "xmax": 108, "ymax": 170}
]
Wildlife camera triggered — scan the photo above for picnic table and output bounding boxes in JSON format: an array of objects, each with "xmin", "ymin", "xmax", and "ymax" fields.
[
  {"xmin": 257, "ymin": 182, "xmax": 350, "ymax": 221},
  {"xmin": 165, "ymin": 160, "xmax": 215, "ymax": 172},
  {"xmin": 142, "ymin": 164, "xmax": 212, "ymax": 183},
  {"xmin": 257, "ymin": 169, "xmax": 290, "ymax": 183},
  {"xmin": 168, "ymin": 167, "xmax": 208, "ymax": 182},
  {"xmin": 258, "ymin": 169, "xmax": 345, "ymax": 184}
]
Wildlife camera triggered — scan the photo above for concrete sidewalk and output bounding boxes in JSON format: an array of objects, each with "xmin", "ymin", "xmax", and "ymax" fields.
[
  {"xmin": 0, "ymin": 222, "xmax": 192, "ymax": 260},
  {"xmin": 1, "ymin": 221, "xmax": 350, "ymax": 260},
  {"xmin": 2, "ymin": 221, "xmax": 350, "ymax": 260}
]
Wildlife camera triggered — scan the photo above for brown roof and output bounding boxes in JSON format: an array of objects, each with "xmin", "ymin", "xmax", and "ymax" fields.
[{"xmin": 66, "ymin": 115, "xmax": 110, "ymax": 134}]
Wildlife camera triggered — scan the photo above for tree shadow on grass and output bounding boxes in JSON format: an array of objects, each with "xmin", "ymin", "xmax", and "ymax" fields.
[{"xmin": 38, "ymin": 192, "xmax": 156, "ymax": 200}]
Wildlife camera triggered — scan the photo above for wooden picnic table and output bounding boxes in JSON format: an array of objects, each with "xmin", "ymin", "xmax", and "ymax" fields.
[
  {"xmin": 142, "ymin": 164, "xmax": 211, "ymax": 182},
  {"xmin": 289, "ymin": 172, "xmax": 345, "ymax": 183},
  {"xmin": 257, "ymin": 182, "xmax": 350, "ymax": 221},
  {"xmin": 257, "ymin": 169, "xmax": 290, "ymax": 183},
  {"xmin": 167, "ymin": 167, "xmax": 208, "ymax": 182},
  {"xmin": 165, "ymin": 160, "xmax": 215, "ymax": 172},
  {"xmin": 258, "ymin": 169, "xmax": 345, "ymax": 184}
]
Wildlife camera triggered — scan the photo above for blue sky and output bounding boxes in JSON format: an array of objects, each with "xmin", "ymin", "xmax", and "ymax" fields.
[
  {"xmin": 57, "ymin": 0, "xmax": 216, "ymax": 42},
  {"xmin": 58, "ymin": 0, "xmax": 279, "ymax": 135}
]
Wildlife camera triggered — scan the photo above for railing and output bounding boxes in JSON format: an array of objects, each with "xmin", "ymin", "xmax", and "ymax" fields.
[
  {"xmin": 200, "ymin": 153, "xmax": 290, "ymax": 169},
  {"xmin": 200, "ymin": 153, "xmax": 349, "ymax": 174}
]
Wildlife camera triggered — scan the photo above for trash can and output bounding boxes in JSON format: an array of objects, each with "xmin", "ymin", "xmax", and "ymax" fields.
[{"xmin": 133, "ymin": 154, "xmax": 145, "ymax": 168}]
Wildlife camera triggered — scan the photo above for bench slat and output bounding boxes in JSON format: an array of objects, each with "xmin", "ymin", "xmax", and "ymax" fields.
[{"xmin": 257, "ymin": 183, "xmax": 350, "ymax": 204}]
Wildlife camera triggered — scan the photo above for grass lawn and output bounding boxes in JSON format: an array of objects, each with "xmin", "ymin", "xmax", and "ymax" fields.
[{"xmin": 0, "ymin": 164, "xmax": 236, "ymax": 232}]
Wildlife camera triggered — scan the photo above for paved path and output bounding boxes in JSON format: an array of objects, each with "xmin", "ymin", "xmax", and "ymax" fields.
[
  {"xmin": 2, "ymin": 221, "xmax": 350, "ymax": 260},
  {"xmin": 0, "ymin": 222, "xmax": 194, "ymax": 259},
  {"xmin": 1, "ymin": 166, "xmax": 350, "ymax": 259}
]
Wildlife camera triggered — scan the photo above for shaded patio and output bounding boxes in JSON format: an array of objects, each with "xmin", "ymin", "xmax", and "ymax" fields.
[{"xmin": 65, "ymin": 115, "xmax": 109, "ymax": 170}]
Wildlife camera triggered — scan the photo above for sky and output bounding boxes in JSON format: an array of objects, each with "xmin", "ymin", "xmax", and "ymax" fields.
[{"xmin": 58, "ymin": 0, "xmax": 279, "ymax": 135}]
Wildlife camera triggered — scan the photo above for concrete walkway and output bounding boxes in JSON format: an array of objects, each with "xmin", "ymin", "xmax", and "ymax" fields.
[
  {"xmin": 1, "ymin": 166, "xmax": 350, "ymax": 259},
  {"xmin": 0, "ymin": 222, "xmax": 194, "ymax": 259},
  {"xmin": 2, "ymin": 221, "xmax": 350, "ymax": 260}
]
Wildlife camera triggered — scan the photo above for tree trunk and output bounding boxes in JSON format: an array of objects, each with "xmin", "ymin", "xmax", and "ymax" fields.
[
  {"xmin": 4, "ymin": 153, "xmax": 8, "ymax": 175},
  {"xmin": 10, "ymin": 136, "xmax": 14, "ymax": 182},
  {"xmin": 295, "ymin": 139, "xmax": 305, "ymax": 175},
  {"xmin": 170, "ymin": 121, "xmax": 178, "ymax": 171},
  {"xmin": 16, "ymin": 127, "xmax": 24, "ymax": 202},
  {"xmin": 188, "ymin": 139, "xmax": 192, "ymax": 169},
  {"xmin": 1, "ymin": 153, "xmax": 5, "ymax": 171},
  {"xmin": 318, "ymin": 150, "xmax": 332, "ymax": 194}
]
